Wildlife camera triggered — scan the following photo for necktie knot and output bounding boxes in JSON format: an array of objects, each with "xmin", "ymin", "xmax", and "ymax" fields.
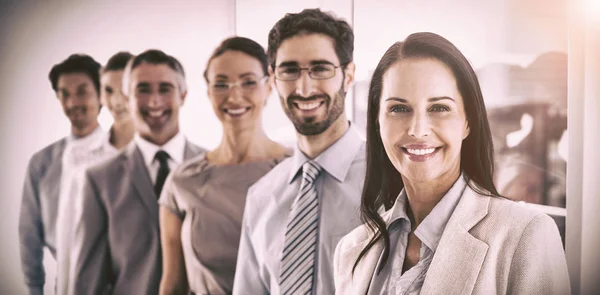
[
  {"xmin": 302, "ymin": 160, "xmax": 322, "ymax": 184},
  {"xmin": 154, "ymin": 150, "xmax": 170, "ymax": 165}
]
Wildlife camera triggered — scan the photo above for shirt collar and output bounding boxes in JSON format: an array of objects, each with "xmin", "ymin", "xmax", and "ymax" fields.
[
  {"xmin": 387, "ymin": 190, "xmax": 411, "ymax": 229},
  {"xmin": 67, "ymin": 125, "xmax": 105, "ymax": 148},
  {"xmin": 387, "ymin": 173, "xmax": 468, "ymax": 252},
  {"xmin": 416, "ymin": 173, "xmax": 467, "ymax": 251},
  {"xmin": 134, "ymin": 132, "xmax": 186, "ymax": 167},
  {"xmin": 287, "ymin": 122, "xmax": 365, "ymax": 184}
]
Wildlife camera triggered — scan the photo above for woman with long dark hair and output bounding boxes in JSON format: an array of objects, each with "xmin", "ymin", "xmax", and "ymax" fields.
[{"xmin": 333, "ymin": 32, "xmax": 569, "ymax": 294}]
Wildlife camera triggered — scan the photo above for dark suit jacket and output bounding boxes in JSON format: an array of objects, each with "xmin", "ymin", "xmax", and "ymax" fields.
[
  {"xmin": 70, "ymin": 141, "xmax": 205, "ymax": 295},
  {"xmin": 19, "ymin": 138, "xmax": 67, "ymax": 295}
]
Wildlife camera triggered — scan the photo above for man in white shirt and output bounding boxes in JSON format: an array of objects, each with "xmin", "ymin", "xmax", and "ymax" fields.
[
  {"xmin": 55, "ymin": 51, "xmax": 136, "ymax": 295},
  {"xmin": 18, "ymin": 54, "xmax": 103, "ymax": 295},
  {"xmin": 69, "ymin": 49, "xmax": 205, "ymax": 295}
]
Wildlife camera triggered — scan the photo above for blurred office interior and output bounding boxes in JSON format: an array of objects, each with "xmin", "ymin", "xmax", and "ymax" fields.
[{"xmin": 0, "ymin": 0, "xmax": 598, "ymax": 293}]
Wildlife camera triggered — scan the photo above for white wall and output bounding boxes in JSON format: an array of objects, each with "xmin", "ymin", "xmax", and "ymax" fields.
[
  {"xmin": 566, "ymin": 0, "xmax": 600, "ymax": 293},
  {"xmin": 0, "ymin": 1, "xmax": 237, "ymax": 293}
]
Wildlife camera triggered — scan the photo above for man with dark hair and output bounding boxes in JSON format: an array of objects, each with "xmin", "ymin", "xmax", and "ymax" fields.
[
  {"xmin": 55, "ymin": 51, "xmax": 137, "ymax": 295},
  {"xmin": 48, "ymin": 54, "xmax": 103, "ymax": 137},
  {"xmin": 19, "ymin": 53, "xmax": 103, "ymax": 295},
  {"xmin": 70, "ymin": 49, "xmax": 205, "ymax": 295},
  {"xmin": 233, "ymin": 9, "xmax": 365, "ymax": 295}
]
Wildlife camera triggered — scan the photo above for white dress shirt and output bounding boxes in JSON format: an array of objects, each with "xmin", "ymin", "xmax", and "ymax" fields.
[
  {"xmin": 56, "ymin": 126, "xmax": 119, "ymax": 295},
  {"xmin": 133, "ymin": 132, "xmax": 186, "ymax": 184}
]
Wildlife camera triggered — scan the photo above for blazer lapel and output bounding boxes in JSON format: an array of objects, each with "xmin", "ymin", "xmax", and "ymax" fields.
[
  {"xmin": 46, "ymin": 139, "xmax": 67, "ymax": 199},
  {"xmin": 126, "ymin": 143, "xmax": 159, "ymax": 225},
  {"xmin": 421, "ymin": 185, "xmax": 490, "ymax": 295},
  {"xmin": 337, "ymin": 208, "xmax": 397, "ymax": 295},
  {"xmin": 336, "ymin": 235, "xmax": 381, "ymax": 295},
  {"xmin": 125, "ymin": 140, "xmax": 202, "ymax": 226},
  {"xmin": 183, "ymin": 140, "xmax": 203, "ymax": 160}
]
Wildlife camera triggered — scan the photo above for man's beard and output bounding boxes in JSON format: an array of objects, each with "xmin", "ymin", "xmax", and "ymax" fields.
[{"xmin": 281, "ymin": 85, "xmax": 346, "ymax": 136}]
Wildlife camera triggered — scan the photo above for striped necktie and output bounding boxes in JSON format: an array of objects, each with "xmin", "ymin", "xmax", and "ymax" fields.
[{"xmin": 280, "ymin": 160, "xmax": 323, "ymax": 295}]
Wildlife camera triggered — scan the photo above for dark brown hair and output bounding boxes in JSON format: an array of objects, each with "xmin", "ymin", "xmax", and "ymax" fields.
[
  {"xmin": 267, "ymin": 8, "xmax": 353, "ymax": 69},
  {"xmin": 103, "ymin": 51, "xmax": 134, "ymax": 73},
  {"xmin": 203, "ymin": 36, "xmax": 268, "ymax": 82},
  {"xmin": 49, "ymin": 54, "xmax": 101, "ymax": 95},
  {"xmin": 355, "ymin": 32, "xmax": 500, "ymax": 274}
]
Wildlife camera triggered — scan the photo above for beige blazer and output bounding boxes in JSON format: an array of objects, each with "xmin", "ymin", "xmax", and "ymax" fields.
[{"xmin": 334, "ymin": 184, "xmax": 570, "ymax": 295}]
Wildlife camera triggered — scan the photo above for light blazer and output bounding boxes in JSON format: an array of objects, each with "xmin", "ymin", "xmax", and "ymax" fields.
[
  {"xmin": 334, "ymin": 183, "xmax": 570, "ymax": 295},
  {"xmin": 19, "ymin": 137, "xmax": 67, "ymax": 294},
  {"xmin": 70, "ymin": 141, "xmax": 205, "ymax": 295}
]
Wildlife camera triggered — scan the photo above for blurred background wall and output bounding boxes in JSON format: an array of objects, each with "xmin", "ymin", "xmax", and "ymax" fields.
[{"xmin": 0, "ymin": 0, "xmax": 575, "ymax": 293}]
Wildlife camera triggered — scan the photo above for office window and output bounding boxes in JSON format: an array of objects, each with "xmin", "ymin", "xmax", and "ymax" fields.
[{"xmin": 352, "ymin": 0, "xmax": 568, "ymax": 239}]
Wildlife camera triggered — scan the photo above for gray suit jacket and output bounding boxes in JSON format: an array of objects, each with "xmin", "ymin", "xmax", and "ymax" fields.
[
  {"xmin": 334, "ymin": 183, "xmax": 571, "ymax": 295},
  {"xmin": 70, "ymin": 141, "xmax": 205, "ymax": 295},
  {"xmin": 19, "ymin": 137, "xmax": 67, "ymax": 295}
]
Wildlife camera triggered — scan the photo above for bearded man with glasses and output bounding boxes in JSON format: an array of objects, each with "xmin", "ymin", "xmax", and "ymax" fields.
[{"xmin": 233, "ymin": 8, "xmax": 367, "ymax": 295}]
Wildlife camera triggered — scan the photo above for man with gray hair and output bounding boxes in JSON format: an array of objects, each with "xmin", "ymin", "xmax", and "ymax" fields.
[{"xmin": 69, "ymin": 49, "xmax": 205, "ymax": 295}]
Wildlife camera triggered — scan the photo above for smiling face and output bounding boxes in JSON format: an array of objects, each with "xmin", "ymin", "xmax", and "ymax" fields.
[
  {"xmin": 379, "ymin": 58, "xmax": 470, "ymax": 184},
  {"xmin": 129, "ymin": 63, "xmax": 185, "ymax": 144},
  {"xmin": 100, "ymin": 70, "xmax": 130, "ymax": 123},
  {"xmin": 206, "ymin": 50, "xmax": 270, "ymax": 129},
  {"xmin": 56, "ymin": 72, "xmax": 101, "ymax": 134},
  {"xmin": 272, "ymin": 33, "xmax": 354, "ymax": 136}
]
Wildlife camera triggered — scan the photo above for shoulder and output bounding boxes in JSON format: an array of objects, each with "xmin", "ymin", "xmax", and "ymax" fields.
[
  {"xmin": 273, "ymin": 147, "xmax": 294, "ymax": 166},
  {"xmin": 472, "ymin": 194, "xmax": 560, "ymax": 246},
  {"xmin": 170, "ymin": 152, "xmax": 210, "ymax": 183},
  {"xmin": 28, "ymin": 137, "xmax": 67, "ymax": 169},
  {"xmin": 353, "ymin": 141, "xmax": 367, "ymax": 162},
  {"xmin": 487, "ymin": 196, "xmax": 554, "ymax": 229},
  {"xmin": 186, "ymin": 140, "xmax": 208, "ymax": 156},
  {"xmin": 84, "ymin": 148, "xmax": 128, "ymax": 181},
  {"xmin": 242, "ymin": 157, "xmax": 293, "ymax": 217},
  {"xmin": 247, "ymin": 156, "xmax": 293, "ymax": 196},
  {"xmin": 490, "ymin": 197, "xmax": 560, "ymax": 243},
  {"xmin": 347, "ymin": 142, "xmax": 367, "ymax": 171},
  {"xmin": 337, "ymin": 222, "xmax": 372, "ymax": 254}
]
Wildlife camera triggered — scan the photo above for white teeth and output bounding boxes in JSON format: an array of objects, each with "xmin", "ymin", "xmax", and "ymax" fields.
[
  {"xmin": 406, "ymin": 148, "xmax": 436, "ymax": 155},
  {"xmin": 296, "ymin": 101, "xmax": 321, "ymax": 110},
  {"xmin": 148, "ymin": 110, "xmax": 164, "ymax": 117},
  {"xmin": 226, "ymin": 108, "xmax": 248, "ymax": 115}
]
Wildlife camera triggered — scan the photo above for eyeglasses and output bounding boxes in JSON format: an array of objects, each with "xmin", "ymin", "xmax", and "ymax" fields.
[
  {"xmin": 275, "ymin": 64, "xmax": 340, "ymax": 81},
  {"xmin": 209, "ymin": 75, "xmax": 268, "ymax": 94}
]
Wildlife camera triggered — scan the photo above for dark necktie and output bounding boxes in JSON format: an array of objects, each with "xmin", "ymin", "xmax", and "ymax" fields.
[
  {"xmin": 280, "ymin": 160, "xmax": 323, "ymax": 294},
  {"xmin": 154, "ymin": 150, "xmax": 170, "ymax": 197}
]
